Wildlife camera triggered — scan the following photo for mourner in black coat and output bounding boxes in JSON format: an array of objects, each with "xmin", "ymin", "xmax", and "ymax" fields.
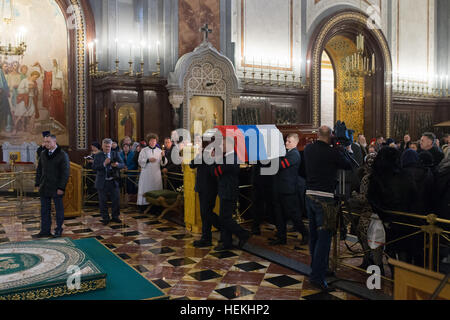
[
  {"xmin": 434, "ymin": 150, "xmax": 450, "ymax": 220},
  {"xmin": 35, "ymin": 135, "xmax": 70, "ymax": 238},
  {"xmin": 213, "ymin": 140, "xmax": 250, "ymax": 251},
  {"xmin": 368, "ymin": 147, "xmax": 419, "ymax": 263},
  {"xmin": 271, "ymin": 134, "xmax": 309, "ymax": 245},
  {"xmin": 190, "ymin": 150, "xmax": 221, "ymax": 247}
]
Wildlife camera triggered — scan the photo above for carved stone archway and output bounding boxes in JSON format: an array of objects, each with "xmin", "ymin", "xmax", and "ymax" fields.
[
  {"xmin": 307, "ymin": 10, "xmax": 393, "ymax": 138},
  {"xmin": 167, "ymin": 41, "xmax": 242, "ymax": 131}
]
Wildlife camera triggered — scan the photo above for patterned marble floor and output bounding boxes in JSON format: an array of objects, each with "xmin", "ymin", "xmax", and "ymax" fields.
[{"xmin": 0, "ymin": 196, "xmax": 367, "ymax": 300}]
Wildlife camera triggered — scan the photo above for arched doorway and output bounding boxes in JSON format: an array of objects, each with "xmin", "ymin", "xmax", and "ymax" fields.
[{"xmin": 307, "ymin": 10, "xmax": 392, "ymax": 139}]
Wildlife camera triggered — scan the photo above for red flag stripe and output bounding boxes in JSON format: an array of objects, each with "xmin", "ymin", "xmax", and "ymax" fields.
[
  {"xmin": 281, "ymin": 160, "xmax": 286, "ymax": 169},
  {"xmin": 218, "ymin": 166, "xmax": 223, "ymax": 176}
]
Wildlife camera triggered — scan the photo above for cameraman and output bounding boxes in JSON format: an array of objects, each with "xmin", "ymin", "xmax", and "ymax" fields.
[{"xmin": 304, "ymin": 126, "xmax": 353, "ymax": 291}]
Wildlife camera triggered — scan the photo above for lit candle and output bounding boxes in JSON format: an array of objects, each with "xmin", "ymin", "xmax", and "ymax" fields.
[
  {"xmin": 140, "ymin": 41, "xmax": 145, "ymax": 62},
  {"xmin": 115, "ymin": 38, "xmax": 118, "ymax": 60},
  {"xmin": 88, "ymin": 42, "xmax": 94, "ymax": 63},
  {"xmin": 94, "ymin": 39, "xmax": 98, "ymax": 64},
  {"xmin": 128, "ymin": 40, "xmax": 133, "ymax": 61},
  {"xmin": 156, "ymin": 41, "xmax": 160, "ymax": 61}
]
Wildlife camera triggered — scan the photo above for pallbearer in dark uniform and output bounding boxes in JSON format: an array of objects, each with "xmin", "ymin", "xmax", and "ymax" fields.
[
  {"xmin": 270, "ymin": 133, "xmax": 309, "ymax": 245},
  {"xmin": 190, "ymin": 147, "xmax": 221, "ymax": 248},
  {"xmin": 251, "ymin": 161, "xmax": 274, "ymax": 235},
  {"xmin": 213, "ymin": 137, "xmax": 251, "ymax": 251}
]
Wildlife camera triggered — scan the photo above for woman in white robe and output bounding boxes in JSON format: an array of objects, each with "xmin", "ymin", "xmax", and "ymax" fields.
[{"xmin": 137, "ymin": 134, "xmax": 168, "ymax": 207}]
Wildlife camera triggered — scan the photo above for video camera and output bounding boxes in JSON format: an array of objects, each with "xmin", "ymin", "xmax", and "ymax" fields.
[{"xmin": 331, "ymin": 121, "xmax": 354, "ymax": 148}]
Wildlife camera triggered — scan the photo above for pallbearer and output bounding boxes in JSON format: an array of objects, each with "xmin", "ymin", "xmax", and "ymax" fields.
[
  {"xmin": 213, "ymin": 137, "xmax": 251, "ymax": 251},
  {"xmin": 190, "ymin": 146, "xmax": 221, "ymax": 248},
  {"xmin": 270, "ymin": 134, "xmax": 309, "ymax": 246}
]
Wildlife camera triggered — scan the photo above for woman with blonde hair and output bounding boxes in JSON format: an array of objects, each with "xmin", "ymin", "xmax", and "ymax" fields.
[{"xmin": 137, "ymin": 133, "xmax": 168, "ymax": 212}]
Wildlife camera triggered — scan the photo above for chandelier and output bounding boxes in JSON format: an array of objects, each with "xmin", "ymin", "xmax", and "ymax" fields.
[
  {"xmin": 344, "ymin": 33, "xmax": 375, "ymax": 78},
  {"xmin": 0, "ymin": 0, "xmax": 27, "ymax": 58}
]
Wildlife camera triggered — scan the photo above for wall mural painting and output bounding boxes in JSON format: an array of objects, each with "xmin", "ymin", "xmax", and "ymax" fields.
[{"xmin": 0, "ymin": 0, "xmax": 69, "ymax": 146}]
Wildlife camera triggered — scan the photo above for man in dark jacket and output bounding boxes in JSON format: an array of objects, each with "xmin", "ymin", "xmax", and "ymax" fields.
[
  {"xmin": 304, "ymin": 126, "xmax": 353, "ymax": 291},
  {"xmin": 35, "ymin": 134, "xmax": 70, "ymax": 238},
  {"xmin": 213, "ymin": 137, "xmax": 251, "ymax": 251},
  {"xmin": 190, "ymin": 148, "xmax": 221, "ymax": 247},
  {"xmin": 271, "ymin": 134, "xmax": 309, "ymax": 245},
  {"xmin": 420, "ymin": 132, "xmax": 444, "ymax": 169},
  {"xmin": 93, "ymin": 138, "xmax": 125, "ymax": 225}
]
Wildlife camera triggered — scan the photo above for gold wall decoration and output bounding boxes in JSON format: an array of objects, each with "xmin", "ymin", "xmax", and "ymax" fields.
[
  {"xmin": 310, "ymin": 11, "xmax": 392, "ymax": 137},
  {"xmin": 325, "ymin": 35, "xmax": 365, "ymax": 135},
  {"xmin": 70, "ymin": 0, "xmax": 88, "ymax": 150}
]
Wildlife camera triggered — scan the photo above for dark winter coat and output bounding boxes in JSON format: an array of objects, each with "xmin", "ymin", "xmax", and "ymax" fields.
[{"xmin": 35, "ymin": 146, "xmax": 70, "ymax": 197}]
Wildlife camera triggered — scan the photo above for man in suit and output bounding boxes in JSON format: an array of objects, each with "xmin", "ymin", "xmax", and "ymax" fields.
[
  {"xmin": 213, "ymin": 137, "xmax": 251, "ymax": 251},
  {"xmin": 270, "ymin": 134, "xmax": 309, "ymax": 245},
  {"xmin": 35, "ymin": 134, "xmax": 70, "ymax": 238},
  {"xmin": 93, "ymin": 138, "xmax": 125, "ymax": 225},
  {"xmin": 190, "ymin": 147, "xmax": 221, "ymax": 247}
]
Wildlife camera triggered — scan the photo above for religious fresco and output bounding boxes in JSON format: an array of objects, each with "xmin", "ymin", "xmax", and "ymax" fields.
[
  {"xmin": 189, "ymin": 96, "xmax": 223, "ymax": 135},
  {"xmin": 0, "ymin": 0, "xmax": 69, "ymax": 146},
  {"xmin": 117, "ymin": 104, "xmax": 138, "ymax": 145}
]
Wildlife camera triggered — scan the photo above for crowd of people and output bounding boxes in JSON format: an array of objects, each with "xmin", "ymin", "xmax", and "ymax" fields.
[{"xmin": 33, "ymin": 126, "xmax": 449, "ymax": 291}]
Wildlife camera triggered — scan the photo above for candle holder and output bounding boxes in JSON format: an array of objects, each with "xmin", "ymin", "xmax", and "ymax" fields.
[
  {"xmin": 260, "ymin": 70, "xmax": 264, "ymax": 86},
  {"xmin": 268, "ymin": 71, "xmax": 272, "ymax": 86},
  {"xmin": 299, "ymin": 76, "xmax": 303, "ymax": 89},
  {"xmin": 243, "ymin": 70, "xmax": 247, "ymax": 85},
  {"xmin": 291, "ymin": 74, "xmax": 295, "ymax": 88},
  {"xmin": 124, "ymin": 61, "xmax": 134, "ymax": 76},
  {"xmin": 112, "ymin": 59, "xmax": 119, "ymax": 75},
  {"xmin": 152, "ymin": 60, "xmax": 161, "ymax": 76},
  {"xmin": 284, "ymin": 74, "xmax": 288, "ymax": 87},
  {"xmin": 276, "ymin": 73, "xmax": 280, "ymax": 87},
  {"xmin": 136, "ymin": 62, "xmax": 145, "ymax": 77},
  {"xmin": 251, "ymin": 71, "xmax": 256, "ymax": 85}
]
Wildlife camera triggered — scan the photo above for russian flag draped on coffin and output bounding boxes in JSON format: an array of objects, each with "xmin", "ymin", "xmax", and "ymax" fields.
[{"xmin": 203, "ymin": 125, "xmax": 286, "ymax": 162}]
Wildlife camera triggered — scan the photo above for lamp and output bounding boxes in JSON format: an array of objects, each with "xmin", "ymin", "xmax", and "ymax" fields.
[{"xmin": 0, "ymin": 0, "xmax": 27, "ymax": 58}]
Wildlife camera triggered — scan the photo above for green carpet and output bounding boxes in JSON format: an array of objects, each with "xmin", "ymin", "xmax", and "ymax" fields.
[{"xmin": 54, "ymin": 238, "xmax": 167, "ymax": 300}]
